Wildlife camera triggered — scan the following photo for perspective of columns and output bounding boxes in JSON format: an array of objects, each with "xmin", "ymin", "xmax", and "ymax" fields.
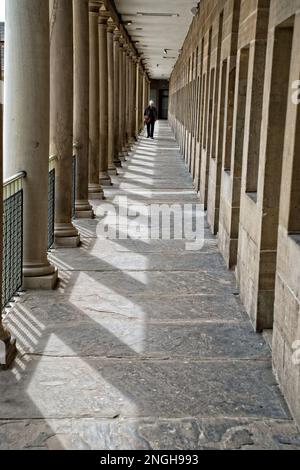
[
  {"xmin": 73, "ymin": 0, "xmax": 93, "ymax": 218},
  {"xmin": 4, "ymin": 0, "xmax": 57, "ymax": 287},
  {"xmin": 98, "ymin": 6, "xmax": 111, "ymax": 186},
  {"xmin": 50, "ymin": 0, "xmax": 80, "ymax": 247},
  {"xmin": 88, "ymin": 1, "xmax": 104, "ymax": 199}
]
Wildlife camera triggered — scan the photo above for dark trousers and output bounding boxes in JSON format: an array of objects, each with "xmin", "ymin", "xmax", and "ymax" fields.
[{"xmin": 147, "ymin": 121, "xmax": 155, "ymax": 138}]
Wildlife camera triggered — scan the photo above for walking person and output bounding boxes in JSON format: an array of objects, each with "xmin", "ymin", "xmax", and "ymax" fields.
[{"xmin": 144, "ymin": 100, "xmax": 158, "ymax": 139}]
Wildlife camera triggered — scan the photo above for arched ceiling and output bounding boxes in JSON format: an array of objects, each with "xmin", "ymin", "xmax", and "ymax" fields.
[{"xmin": 114, "ymin": 0, "xmax": 199, "ymax": 80}]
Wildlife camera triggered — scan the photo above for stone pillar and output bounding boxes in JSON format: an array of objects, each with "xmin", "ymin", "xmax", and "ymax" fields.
[
  {"xmin": 107, "ymin": 19, "xmax": 116, "ymax": 175},
  {"xmin": 139, "ymin": 66, "xmax": 144, "ymax": 131},
  {"xmin": 131, "ymin": 56, "xmax": 137, "ymax": 140},
  {"xmin": 1, "ymin": 10, "xmax": 16, "ymax": 367},
  {"xmin": 118, "ymin": 36, "xmax": 126, "ymax": 160},
  {"xmin": 73, "ymin": 0, "xmax": 93, "ymax": 218},
  {"xmin": 113, "ymin": 28, "xmax": 122, "ymax": 167},
  {"xmin": 4, "ymin": 0, "xmax": 58, "ymax": 287},
  {"xmin": 135, "ymin": 59, "xmax": 141, "ymax": 137},
  {"xmin": 127, "ymin": 52, "xmax": 134, "ymax": 145},
  {"xmin": 88, "ymin": 2, "xmax": 104, "ymax": 199},
  {"xmin": 121, "ymin": 41, "xmax": 128, "ymax": 156},
  {"xmin": 124, "ymin": 44, "xmax": 130, "ymax": 149},
  {"xmin": 98, "ymin": 8, "xmax": 111, "ymax": 186},
  {"xmin": 50, "ymin": 0, "xmax": 80, "ymax": 247}
]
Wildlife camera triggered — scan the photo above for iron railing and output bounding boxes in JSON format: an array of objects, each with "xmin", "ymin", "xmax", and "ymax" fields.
[
  {"xmin": 2, "ymin": 172, "xmax": 26, "ymax": 308},
  {"xmin": 48, "ymin": 155, "xmax": 57, "ymax": 250}
]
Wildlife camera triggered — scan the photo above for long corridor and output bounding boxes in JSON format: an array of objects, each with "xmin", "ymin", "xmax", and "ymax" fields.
[{"xmin": 1, "ymin": 122, "xmax": 300, "ymax": 450}]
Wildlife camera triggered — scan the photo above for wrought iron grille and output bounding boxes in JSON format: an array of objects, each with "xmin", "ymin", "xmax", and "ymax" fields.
[
  {"xmin": 72, "ymin": 155, "xmax": 76, "ymax": 218},
  {"xmin": 48, "ymin": 168, "xmax": 55, "ymax": 250},
  {"xmin": 2, "ymin": 189, "xmax": 23, "ymax": 309}
]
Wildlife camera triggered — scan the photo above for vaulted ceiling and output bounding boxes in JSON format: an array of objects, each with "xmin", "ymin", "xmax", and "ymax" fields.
[{"xmin": 114, "ymin": 0, "xmax": 198, "ymax": 80}]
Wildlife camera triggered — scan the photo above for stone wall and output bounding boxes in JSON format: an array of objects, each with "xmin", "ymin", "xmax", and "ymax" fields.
[{"xmin": 169, "ymin": 0, "xmax": 300, "ymax": 427}]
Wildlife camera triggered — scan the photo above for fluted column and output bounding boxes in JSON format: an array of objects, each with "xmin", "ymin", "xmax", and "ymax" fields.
[
  {"xmin": 73, "ymin": 0, "xmax": 93, "ymax": 218},
  {"xmin": 113, "ymin": 28, "xmax": 122, "ymax": 167},
  {"xmin": 50, "ymin": 0, "xmax": 80, "ymax": 247},
  {"xmin": 4, "ymin": 0, "xmax": 58, "ymax": 289},
  {"xmin": 107, "ymin": 19, "xmax": 116, "ymax": 175},
  {"xmin": 98, "ymin": 8, "xmax": 111, "ymax": 185},
  {"xmin": 88, "ymin": 2, "xmax": 104, "ymax": 199}
]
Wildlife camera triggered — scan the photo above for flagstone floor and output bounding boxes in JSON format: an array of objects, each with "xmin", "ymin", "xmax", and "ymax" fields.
[{"xmin": 1, "ymin": 121, "xmax": 300, "ymax": 450}]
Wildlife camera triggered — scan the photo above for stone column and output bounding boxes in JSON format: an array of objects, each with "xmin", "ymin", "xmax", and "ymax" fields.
[
  {"xmin": 118, "ymin": 36, "xmax": 126, "ymax": 161},
  {"xmin": 73, "ymin": 0, "xmax": 93, "ymax": 218},
  {"xmin": 124, "ymin": 43, "xmax": 130, "ymax": 151},
  {"xmin": 50, "ymin": 0, "xmax": 80, "ymax": 247},
  {"xmin": 98, "ymin": 8, "xmax": 111, "ymax": 186},
  {"xmin": 107, "ymin": 19, "xmax": 116, "ymax": 175},
  {"xmin": 4, "ymin": 0, "xmax": 58, "ymax": 287},
  {"xmin": 127, "ymin": 52, "xmax": 133, "ymax": 145},
  {"xmin": 131, "ymin": 56, "xmax": 137, "ymax": 140},
  {"xmin": 121, "ymin": 41, "xmax": 128, "ymax": 156},
  {"xmin": 113, "ymin": 28, "xmax": 122, "ymax": 167},
  {"xmin": 135, "ymin": 59, "xmax": 141, "ymax": 137},
  {"xmin": 128, "ymin": 52, "xmax": 135, "ymax": 145},
  {"xmin": 1, "ymin": 13, "xmax": 16, "ymax": 367},
  {"xmin": 139, "ymin": 65, "xmax": 144, "ymax": 132},
  {"xmin": 88, "ymin": 2, "xmax": 104, "ymax": 199}
]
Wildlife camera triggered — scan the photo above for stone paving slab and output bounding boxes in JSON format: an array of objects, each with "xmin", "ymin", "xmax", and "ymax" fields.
[
  {"xmin": 6, "ymin": 310, "xmax": 269, "ymax": 359},
  {"xmin": 12, "ymin": 292, "xmax": 248, "ymax": 322},
  {"xmin": 45, "ymin": 270, "xmax": 237, "ymax": 296},
  {"xmin": 1, "ymin": 417, "xmax": 300, "ymax": 450},
  {"xmin": 0, "ymin": 357, "xmax": 291, "ymax": 421}
]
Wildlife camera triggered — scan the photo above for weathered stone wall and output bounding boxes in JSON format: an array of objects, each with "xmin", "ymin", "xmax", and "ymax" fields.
[{"xmin": 169, "ymin": 0, "xmax": 300, "ymax": 427}]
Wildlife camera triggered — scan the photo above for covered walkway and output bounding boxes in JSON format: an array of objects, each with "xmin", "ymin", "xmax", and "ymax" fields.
[{"xmin": 1, "ymin": 122, "xmax": 299, "ymax": 450}]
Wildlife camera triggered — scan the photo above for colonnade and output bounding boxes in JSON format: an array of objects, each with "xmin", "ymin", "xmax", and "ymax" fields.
[{"xmin": 0, "ymin": 0, "xmax": 150, "ymax": 367}]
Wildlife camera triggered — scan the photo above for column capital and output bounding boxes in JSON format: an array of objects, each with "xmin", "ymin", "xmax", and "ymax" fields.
[
  {"xmin": 98, "ymin": 9, "xmax": 109, "ymax": 24},
  {"xmin": 107, "ymin": 19, "xmax": 116, "ymax": 33},
  {"xmin": 119, "ymin": 35, "xmax": 125, "ymax": 47},
  {"xmin": 113, "ymin": 28, "xmax": 121, "ymax": 41},
  {"xmin": 89, "ymin": 1, "xmax": 100, "ymax": 14}
]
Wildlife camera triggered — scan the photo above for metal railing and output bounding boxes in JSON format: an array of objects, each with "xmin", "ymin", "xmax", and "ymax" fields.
[
  {"xmin": 48, "ymin": 155, "xmax": 57, "ymax": 250},
  {"xmin": 2, "ymin": 172, "xmax": 26, "ymax": 309}
]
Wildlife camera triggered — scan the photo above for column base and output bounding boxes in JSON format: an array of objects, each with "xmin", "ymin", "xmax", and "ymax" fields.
[
  {"xmin": 99, "ymin": 172, "xmax": 112, "ymax": 186},
  {"xmin": 54, "ymin": 223, "xmax": 80, "ymax": 247},
  {"xmin": 114, "ymin": 158, "xmax": 122, "ymax": 168},
  {"xmin": 23, "ymin": 268, "xmax": 58, "ymax": 290},
  {"xmin": 88, "ymin": 183, "xmax": 104, "ymax": 200},
  {"xmin": 75, "ymin": 200, "xmax": 94, "ymax": 219},
  {"xmin": 108, "ymin": 165, "xmax": 117, "ymax": 175},
  {"xmin": 75, "ymin": 209, "xmax": 94, "ymax": 219},
  {"xmin": 0, "ymin": 323, "xmax": 17, "ymax": 370},
  {"xmin": 55, "ymin": 235, "xmax": 80, "ymax": 248},
  {"xmin": 89, "ymin": 191, "xmax": 105, "ymax": 200}
]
